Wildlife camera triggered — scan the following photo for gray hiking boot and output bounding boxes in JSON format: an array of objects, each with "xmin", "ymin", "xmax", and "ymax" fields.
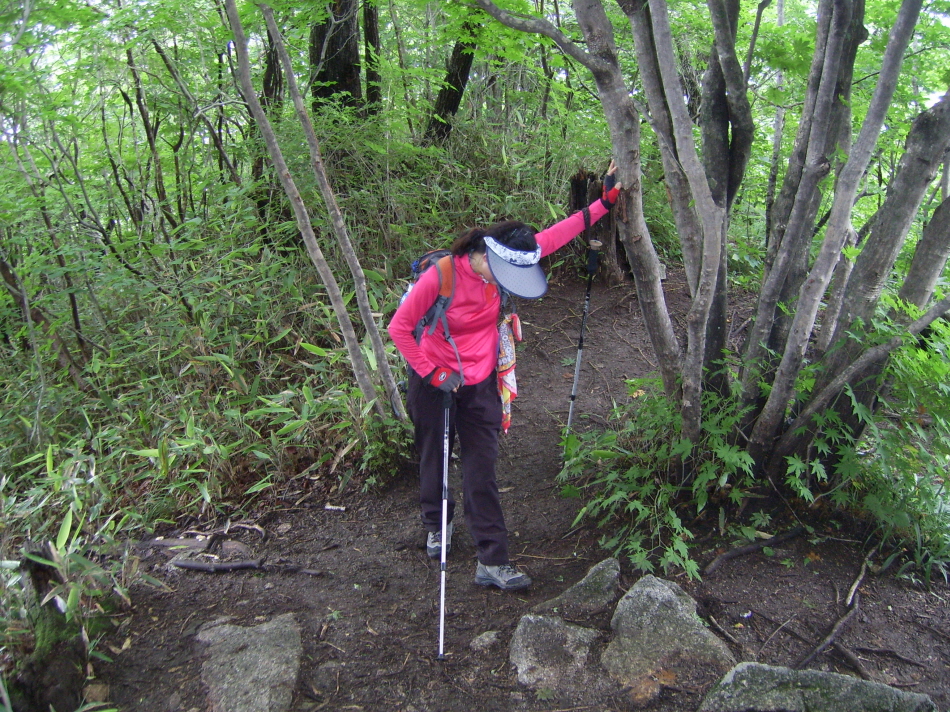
[
  {"xmin": 475, "ymin": 562, "xmax": 532, "ymax": 591},
  {"xmin": 426, "ymin": 520, "xmax": 453, "ymax": 559}
]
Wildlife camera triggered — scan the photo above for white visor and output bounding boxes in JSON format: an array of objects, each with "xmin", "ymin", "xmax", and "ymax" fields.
[{"xmin": 484, "ymin": 236, "xmax": 548, "ymax": 299}]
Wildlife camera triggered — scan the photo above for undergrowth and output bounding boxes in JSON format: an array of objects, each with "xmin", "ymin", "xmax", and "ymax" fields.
[
  {"xmin": 560, "ymin": 316, "xmax": 950, "ymax": 585},
  {"xmin": 0, "ymin": 101, "xmax": 615, "ymax": 679},
  {"xmin": 559, "ymin": 378, "xmax": 757, "ymax": 580}
]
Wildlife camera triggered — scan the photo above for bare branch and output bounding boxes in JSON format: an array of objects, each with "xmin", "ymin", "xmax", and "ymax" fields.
[{"xmin": 471, "ymin": 0, "xmax": 610, "ymax": 75}]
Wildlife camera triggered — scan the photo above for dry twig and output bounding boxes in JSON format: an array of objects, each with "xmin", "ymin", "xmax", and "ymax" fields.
[
  {"xmin": 703, "ymin": 526, "xmax": 805, "ymax": 575},
  {"xmin": 796, "ymin": 592, "xmax": 860, "ymax": 669}
]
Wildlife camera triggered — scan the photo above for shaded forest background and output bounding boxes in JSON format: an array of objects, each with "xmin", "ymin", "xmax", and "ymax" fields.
[{"xmin": 2, "ymin": 0, "xmax": 950, "ymax": 690}]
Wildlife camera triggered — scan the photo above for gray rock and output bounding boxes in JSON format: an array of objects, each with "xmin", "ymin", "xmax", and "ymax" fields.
[
  {"xmin": 532, "ymin": 558, "xmax": 620, "ymax": 619},
  {"xmin": 601, "ymin": 575, "xmax": 735, "ymax": 704},
  {"xmin": 197, "ymin": 612, "xmax": 302, "ymax": 712},
  {"xmin": 509, "ymin": 614, "xmax": 600, "ymax": 691},
  {"xmin": 471, "ymin": 630, "xmax": 501, "ymax": 652},
  {"xmin": 698, "ymin": 662, "xmax": 937, "ymax": 712}
]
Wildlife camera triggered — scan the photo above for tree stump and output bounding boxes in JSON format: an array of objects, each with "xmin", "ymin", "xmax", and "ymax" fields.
[
  {"xmin": 569, "ymin": 169, "xmax": 625, "ymax": 285},
  {"xmin": 7, "ymin": 541, "xmax": 87, "ymax": 712}
]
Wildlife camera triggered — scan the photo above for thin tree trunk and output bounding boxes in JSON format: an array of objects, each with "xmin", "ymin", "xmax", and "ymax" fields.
[
  {"xmin": 803, "ymin": 92, "xmax": 950, "ymax": 445},
  {"xmin": 261, "ymin": 4, "xmax": 405, "ymax": 421},
  {"xmin": 743, "ymin": 0, "xmax": 772, "ymax": 84},
  {"xmin": 898, "ymin": 196, "xmax": 950, "ymax": 309},
  {"xmin": 739, "ymin": 0, "xmax": 849, "ymax": 420},
  {"xmin": 388, "ymin": 0, "xmax": 415, "ymax": 134},
  {"xmin": 11, "ymin": 145, "xmax": 89, "ymax": 362},
  {"xmin": 0, "ymin": 251, "xmax": 88, "ymax": 390},
  {"xmin": 647, "ymin": 0, "xmax": 727, "ymax": 443},
  {"xmin": 769, "ymin": 293, "xmax": 950, "ymax": 476},
  {"xmin": 423, "ymin": 26, "xmax": 478, "ymax": 145},
  {"xmin": 151, "ymin": 38, "xmax": 241, "ymax": 187},
  {"xmin": 224, "ymin": 0, "xmax": 383, "ymax": 416},
  {"xmin": 625, "ymin": 0, "xmax": 703, "ymax": 296},
  {"xmin": 126, "ymin": 49, "xmax": 178, "ymax": 236}
]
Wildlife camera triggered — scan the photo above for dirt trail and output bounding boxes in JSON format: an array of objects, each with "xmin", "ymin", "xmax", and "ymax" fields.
[{"xmin": 98, "ymin": 271, "xmax": 950, "ymax": 711}]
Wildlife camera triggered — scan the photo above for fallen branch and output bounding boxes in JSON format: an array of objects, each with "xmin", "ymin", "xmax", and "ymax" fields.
[
  {"xmin": 831, "ymin": 642, "xmax": 873, "ymax": 681},
  {"xmin": 855, "ymin": 646, "xmax": 927, "ymax": 668},
  {"xmin": 707, "ymin": 614, "xmax": 740, "ymax": 646},
  {"xmin": 172, "ymin": 557, "xmax": 264, "ymax": 572},
  {"xmin": 703, "ymin": 525, "xmax": 805, "ymax": 575},
  {"xmin": 846, "ymin": 559, "xmax": 867, "ymax": 606},
  {"xmin": 752, "ymin": 607, "xmax": 871, "ymax": 680},
  {"xmin": 756, "ymin": 613, "xmax": 798, "ymax": 659},
  {"xmin": 796, "ymin": 592, "xmax": 860, "ymax": 669}
]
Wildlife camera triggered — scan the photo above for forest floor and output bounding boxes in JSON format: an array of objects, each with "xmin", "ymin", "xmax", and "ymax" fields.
[{"xmin": 97, "ymin": 267, "xmax": 950, "ymax": 711}]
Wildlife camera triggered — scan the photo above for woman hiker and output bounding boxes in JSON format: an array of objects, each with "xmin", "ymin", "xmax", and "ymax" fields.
[{"xmin": 388, "ymin": 162, "xmax": 620, "ymax": 591}]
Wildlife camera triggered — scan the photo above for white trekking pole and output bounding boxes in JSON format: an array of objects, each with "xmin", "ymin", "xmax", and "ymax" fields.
[{"xmin": 437, "ymin": 390, "xmax": 451, "ymax": 660}]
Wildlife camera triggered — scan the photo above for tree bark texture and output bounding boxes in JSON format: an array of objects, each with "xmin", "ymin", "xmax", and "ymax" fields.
[
  {"xmin": 647, "ymin": 0, "xmax": 728, "ymax": 443},
  {"xmin": 749, "ymin": 0, "xmax": 930, "ymax": 466},
  {"xmin": 789, "ymin": 93, "xmax": 950, "ymax": 462},
  {"xmin": 623, "ymin": 0, "xmax": 703, "ymax": 296},
  {"xmin": 739, "ymin": 0, "xmax": 855, "ymax": 427},
  {"xmin": 310, "ymin": 0, "xmax": 363, "ymax": 108},
  {"xmin": 363, "ymin": 0, "xmax": 382, "ymax": 110},
  {"xmin": 699, "ymin": 0, "xmax": 754, "ymax": 397}
]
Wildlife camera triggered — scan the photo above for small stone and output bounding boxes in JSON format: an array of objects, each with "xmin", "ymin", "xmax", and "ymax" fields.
[
  {"xmin": 83, "ymin": 682, "xmax": 109, "ymax": 703},
  {"xmin": 470, "ymin": 631, "xmax": 501, "ymax": 652}
]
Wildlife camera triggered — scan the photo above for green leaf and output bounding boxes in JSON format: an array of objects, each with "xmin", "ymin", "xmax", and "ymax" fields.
[
  {"xmin": 300, "ymin": 343, "xmax": 328, "ymax": 356},
  {"xmin": 246, "ymin": 479, "xmax": 272, "ymax": 494},
  {"xmin": 275, "ymin": 420, "xmax": 307, "ymax": 435},
  {"xmin": 56, "ymin": 509, "xmax": 73, "ymax": 551}
]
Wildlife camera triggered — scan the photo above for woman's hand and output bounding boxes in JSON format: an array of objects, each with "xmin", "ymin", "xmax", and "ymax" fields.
[{"xmin": 602, "ymin": 160, "xmax": 622, "ymax": 207}]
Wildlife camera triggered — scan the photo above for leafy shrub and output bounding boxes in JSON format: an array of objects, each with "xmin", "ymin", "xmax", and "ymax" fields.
[{"xmin": 559, "ymin": 378, "xmax": 755, "ymax": 579}]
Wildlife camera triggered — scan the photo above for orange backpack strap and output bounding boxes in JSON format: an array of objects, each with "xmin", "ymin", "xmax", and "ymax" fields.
[{"xmin": 414, "ymin": 254, "xmax": 464, "ymax": 385}]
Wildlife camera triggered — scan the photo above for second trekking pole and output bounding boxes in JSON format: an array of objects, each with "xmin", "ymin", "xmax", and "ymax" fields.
[
  {"xmin": 566, "ymin": 238, "xmax": 602, "ymax": 433},
  {"xmin": 437, "ymin": 390, "xmax": 451, "ymax": 660}
]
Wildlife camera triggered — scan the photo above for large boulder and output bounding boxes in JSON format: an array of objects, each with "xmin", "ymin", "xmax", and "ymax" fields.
[
  {"xmin": 698, "ymin": 662, "xmax": 937, "ymax": 712},
  {"xmin": 197, "ymin": 613, "xmax": 302, "ymax": 712},
  {"xmin": 509, "ymin": 614, "xmax": 600, "ymax": 693},
  {"xmin": 601, "ymin": 575, "xmax": 735, "ymax": 704},
  {"xmin": 532, "ymin": 558, "xmax": 620, "ymax": 619}
]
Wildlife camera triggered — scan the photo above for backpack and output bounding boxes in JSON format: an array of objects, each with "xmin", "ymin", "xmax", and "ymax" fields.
[
  {"xmin": 402, "ymin": 249, "xmax": 456, "ymax": 343},
  {"xmin": 399, "ymin": 249, "xmax": 464, "ymax": 384},
  {"xmin": 399, "ymin": 248, "xmax": 516, "ymax": 389}
]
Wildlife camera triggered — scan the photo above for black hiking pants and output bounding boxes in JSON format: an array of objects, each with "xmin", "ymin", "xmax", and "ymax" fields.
[{"xmin": 407, "ymin": 368, "xmax": 509, "ymax": 566}]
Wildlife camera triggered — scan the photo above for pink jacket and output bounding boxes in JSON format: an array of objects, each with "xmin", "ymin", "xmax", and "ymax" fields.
[{"xmin": 388, "ymin": 199, "xmax": 611, "ymax": 387}]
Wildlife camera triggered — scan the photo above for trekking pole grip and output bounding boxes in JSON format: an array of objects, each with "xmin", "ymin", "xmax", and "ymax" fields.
[{"xmin": 586, "ymin": 240, "xmax": 602, "ymax": 276}]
